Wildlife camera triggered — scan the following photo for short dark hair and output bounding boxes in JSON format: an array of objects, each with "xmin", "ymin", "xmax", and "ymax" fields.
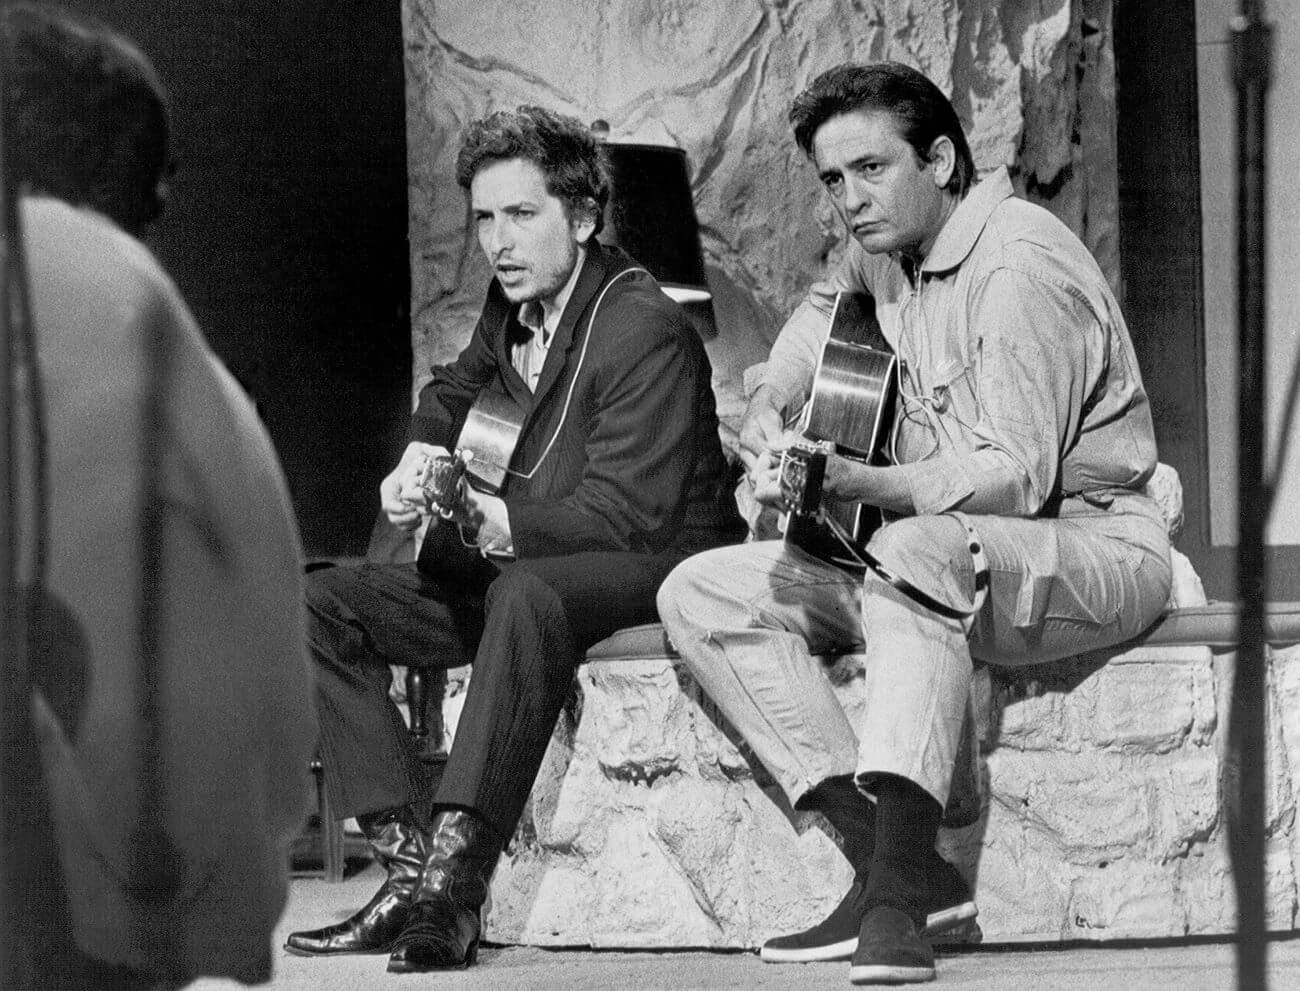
[
  {"xmin": 1, "ymin": 2, "xmax": 171, "ymax": 235},
  {"xmin": 455, "ymin": 105, "xmax": 609, "ymax": 235},
  {"xmin": 789, "ymin": 62, "xmax": 976, "ymax": 196}
]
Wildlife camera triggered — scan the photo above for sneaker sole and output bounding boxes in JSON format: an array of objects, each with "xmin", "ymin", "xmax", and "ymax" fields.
[
  {"xmin": 759, "ymin": 900, "xmax": 978, "ymax": 964},
  {"xmin": 848, "ymin": 962, "xmax": 935, "ymax": 984},
  {"xmin": 922, "ymin": 899, "xmax": 978, "ymax": 935}
]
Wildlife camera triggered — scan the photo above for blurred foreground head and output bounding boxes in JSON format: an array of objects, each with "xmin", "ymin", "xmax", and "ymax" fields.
[{"xmin": 1, "ymin": 2, "xmax": 171, "ymax": 236}]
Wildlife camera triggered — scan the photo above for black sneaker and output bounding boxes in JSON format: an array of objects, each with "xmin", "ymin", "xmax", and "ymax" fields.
[
  {"xmin": 759, "ymin": 858, "xmax": 976, "ymax": 963},
  {"xmin": 849, "ymin": 906, "xmax": 935, "ymax": 984}
]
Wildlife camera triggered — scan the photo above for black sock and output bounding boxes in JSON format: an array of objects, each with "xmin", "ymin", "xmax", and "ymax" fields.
[
  {"xmin": 860, "ymin": 773, "xmax": 941, "ymax": 928},
  {"xmin": 796, "ymin": 774, "xmax": 877, "ymax": 876}
]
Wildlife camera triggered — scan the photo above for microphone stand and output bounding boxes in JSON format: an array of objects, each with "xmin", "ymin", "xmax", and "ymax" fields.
[
  {"xmin": 1228, "ymin": 1, "xmax": 1272, "ymax": 988},
  {"xmin": 0, "ymin": 55, "xmax": 37, "ymax": 991}
]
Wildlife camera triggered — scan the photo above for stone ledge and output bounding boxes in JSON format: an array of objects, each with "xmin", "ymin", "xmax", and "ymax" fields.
[{"xmin": 460, "ymin": 622, "xmax": 1300, "ymax": 948}]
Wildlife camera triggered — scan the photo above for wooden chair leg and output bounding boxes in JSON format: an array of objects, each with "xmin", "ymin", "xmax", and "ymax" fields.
[
  {"xmin": 406, "ymin": 667, "xmax": 428, "ymax": 744},
  {"xmin": 310, "ymin": 756, "xmax": 345, "ymax": 882}
]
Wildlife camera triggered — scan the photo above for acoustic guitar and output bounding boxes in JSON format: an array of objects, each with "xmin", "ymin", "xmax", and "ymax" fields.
[
  {"xmin": 779, "ymin": 291, "xmax": 897, "ymax": 569},
  {"xmin": 414, "ymin": 389, "xmax": 524, "ymax": 577}
]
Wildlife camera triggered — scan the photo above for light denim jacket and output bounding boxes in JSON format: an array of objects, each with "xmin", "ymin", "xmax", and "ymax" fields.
[{"xmin": 762, "ymin": 167, "xmax": 1159, "ymax": 520}]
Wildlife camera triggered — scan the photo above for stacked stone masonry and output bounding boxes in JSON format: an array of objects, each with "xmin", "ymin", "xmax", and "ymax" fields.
[{"xmin": 439, "ymin": 638, "xmax": 1300, "ymax": 948}]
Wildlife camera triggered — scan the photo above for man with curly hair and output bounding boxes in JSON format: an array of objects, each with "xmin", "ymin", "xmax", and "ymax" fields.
[{"xmin": 287, "ymin": 105, "xmax": 740, "ymax": 973}]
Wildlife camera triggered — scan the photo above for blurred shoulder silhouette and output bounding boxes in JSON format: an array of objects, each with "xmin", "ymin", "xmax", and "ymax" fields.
[{"xmin": 3, "ymin": 4, "xmax": 316, "ymax": 987}]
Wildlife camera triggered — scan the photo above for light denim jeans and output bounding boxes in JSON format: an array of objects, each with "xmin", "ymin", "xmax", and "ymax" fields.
[{"xmin": 656, "ymin": 497, "xmax": 1172, "ymax": 807}]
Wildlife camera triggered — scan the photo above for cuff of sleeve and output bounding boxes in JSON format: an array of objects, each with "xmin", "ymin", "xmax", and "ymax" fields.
[{"xmin": 904, "ymin": 458, "xmax": 977, "ymax": 516}]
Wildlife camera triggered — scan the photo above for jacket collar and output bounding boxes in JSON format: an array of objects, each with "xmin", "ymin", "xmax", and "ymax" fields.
[
  {"xmin": 528, "ymin": 239, "xmax": 631, "ymax": 404},
  {"xmin": 917, "ymin": 166, "xmax": 1014, "ymax": 276},
  {"xmin": 487, "ymin": 239, "xmax": 637, "ymax": 410}
]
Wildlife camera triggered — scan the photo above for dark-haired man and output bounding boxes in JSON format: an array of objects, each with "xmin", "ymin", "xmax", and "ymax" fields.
[
  {"xmin": 5, "ymin": 4, "xmax": 315, "ymax": 987},
  {"xmin": 1, "ymin": 2, "xmax": 171, "ymax": 234},
  {"xmin": 287, "ymin": 105, "xmax": 740, "ymax": 973},
  {"xmin": 657, "ymin": 61, "xmax": 1172, "ymax": 985}
]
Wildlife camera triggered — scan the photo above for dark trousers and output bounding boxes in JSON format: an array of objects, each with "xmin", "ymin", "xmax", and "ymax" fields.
[{"xmin": 307, "ymin": 550, "xmax": 684, "ymax": 840}]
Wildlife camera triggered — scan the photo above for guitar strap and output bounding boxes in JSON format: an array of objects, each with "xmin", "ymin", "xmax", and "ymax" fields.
[
  {"xmin": 506, "ymin": 265, "xmax": 649, "ymax": 481},
  {"xmin": 837, "ymin": 513, "xmax": 990, "ymax": 623}
]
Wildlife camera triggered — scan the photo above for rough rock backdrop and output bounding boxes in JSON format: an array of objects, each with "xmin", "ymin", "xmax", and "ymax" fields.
[{"xmin": 401, "ymin": 0, "xmax": 1117, "ymax": 443}]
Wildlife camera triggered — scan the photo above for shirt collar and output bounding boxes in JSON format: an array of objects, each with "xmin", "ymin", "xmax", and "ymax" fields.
[
  {"xmin": 518, "ymin": 245, "xmax": 587, "ymax": 343},
  {"xmin": 918, "ymin": 166, "xmax": 1014, "ymax": 275}
]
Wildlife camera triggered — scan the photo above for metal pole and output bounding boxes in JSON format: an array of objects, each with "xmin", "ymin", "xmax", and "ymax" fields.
[
  {"xmin": 0, "ymin": 44, "xmax": 38, "ymax": 991},
  {"xmin": 1229, "ymin": 1, "xmax": 1272, "ymax": 989}
]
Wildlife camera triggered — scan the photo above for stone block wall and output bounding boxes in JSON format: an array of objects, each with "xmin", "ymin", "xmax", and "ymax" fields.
[
  {"xmin": 402, "ymin": 0, "xmax": 1119, "ymax": 443},
  {"xmin": 454, "ymin": 642, "xmax": 1300, "ymax": 947}
]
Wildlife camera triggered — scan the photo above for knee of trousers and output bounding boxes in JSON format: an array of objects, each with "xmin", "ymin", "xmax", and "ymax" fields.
[
  {"xmin": 655, "ymin": 547, "xmax": 742, "ymax": 639},
  {"xmin": 655, "ymin": 556, "xmax": 697, "ymax": 630},
  {"xmin": 864, "ymin": 515, "xmax": 978, "ymax": 616},
  {"xmin": 304, "ymin": 564, "xmax": 362, "ymax": 625},
  {"xmin": 484, "ymin": 566, "xmax": 569, "ymax": 636}
]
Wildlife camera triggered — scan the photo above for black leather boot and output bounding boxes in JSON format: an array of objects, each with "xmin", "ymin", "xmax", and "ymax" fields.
[
  {"xmin": 386, "ymin": 808, "xmax": 502, "ymax": 972},
  {"xmin": 284, "ymin": 806, "xmax": 426, "ymax": 956}
]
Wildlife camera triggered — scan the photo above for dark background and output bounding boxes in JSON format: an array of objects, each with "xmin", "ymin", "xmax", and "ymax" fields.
[
  {"xmin": 1114, "ymin": 0, "xmax": 1296, "ymax": 599},
  {"xmin": 62, "ymin": 0, "xmax": 413, "ymax": 557}
]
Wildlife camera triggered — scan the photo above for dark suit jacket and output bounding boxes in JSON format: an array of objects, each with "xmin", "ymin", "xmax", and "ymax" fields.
[{"xmin": 410, "ymin": 240, "xmax": 740, "ymax": 559}]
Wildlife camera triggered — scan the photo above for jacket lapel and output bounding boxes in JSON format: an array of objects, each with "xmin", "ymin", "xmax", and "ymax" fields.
[
  {"xmin": 528, "ymin": 242, "xmax": 613, "ymax": 411},
  {"xmin": 481, "ymin": 280, "xmax": 535, "ymax": 410}
]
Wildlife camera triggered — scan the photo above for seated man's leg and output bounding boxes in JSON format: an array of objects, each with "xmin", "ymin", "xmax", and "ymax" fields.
[
  {"xmin": 656, "ymin": 540, "xmax": 863, "ymax": 802},
  {"xmin": 388, "ymin": 550, "xmax": 680, "ymax": 973},
  {"xmin": 849, "ymin": 512, "xmax": 1171, "ymax": 985},
  {"xmin": 855, "ymin": 510, "xmax": 1174, "ymax": 811},
  {"xmin": 659, "ymin": 541, "xmax": 973, "ymax": 963},
  {"xmin": 287, "ymin": 561, "xmax": 489, "ymax": 958},
  {"xmin": 306, "ymin": 562, "xmax": 487, "ymax": 818}
]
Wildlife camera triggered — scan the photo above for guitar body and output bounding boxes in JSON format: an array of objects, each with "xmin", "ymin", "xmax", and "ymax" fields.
[
  {"xmin": 416, "ymin": 390, "xmax": 524, "ymax": 579},
  {"xmin": 782, "ymin": 291, "xmax": 897, "ymax": 569}
]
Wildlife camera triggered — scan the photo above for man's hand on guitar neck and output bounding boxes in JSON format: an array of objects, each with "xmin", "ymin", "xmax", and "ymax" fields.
[
  {"xmin": 755, "ymin": 444, "xmax": 917, "ymax": 518},
  {"xmin": 738, "ymin": 385, "xmax": 791, "ymax": 476},
  {"xmin": 751, "ymin": 449, "xmax": 788, "ymax": 509},
  {"xmin": 382, "ymin": 441, "xmax": 514, "ymax": 556},
  {"xmin": 381, "ymin": 441, "xmax": 451, "ymax": 530}
]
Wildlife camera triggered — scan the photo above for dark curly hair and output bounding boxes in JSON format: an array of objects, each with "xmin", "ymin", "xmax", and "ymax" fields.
[
  {"xmin": 1, "ymin": 3, "xmax": 171, "ymax": 235},
  {"xmin": 455, "ymin": 106, "xmax": 608, "ymax": 235},
  {"xmin": 790, "ymin": 62, "xmax": 975, "ymax": 197}
]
